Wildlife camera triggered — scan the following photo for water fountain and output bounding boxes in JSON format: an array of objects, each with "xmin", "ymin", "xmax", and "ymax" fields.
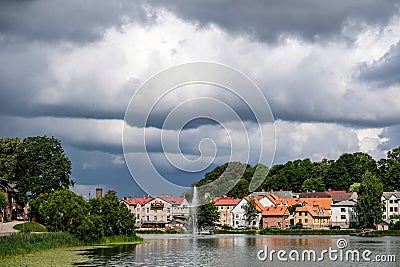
[{"xmin": 189, "ymin": 186, "xmax": 198, "ymax": 236}]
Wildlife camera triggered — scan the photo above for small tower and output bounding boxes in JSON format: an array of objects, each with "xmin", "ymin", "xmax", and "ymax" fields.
[{"xmin": 96, "ymin": 188, "xmax": 103, "ymax": 198}]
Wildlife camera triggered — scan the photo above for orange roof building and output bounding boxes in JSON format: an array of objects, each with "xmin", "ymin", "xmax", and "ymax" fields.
[
  {"xmin": 261, "ymin": 206, "xmax": 290, "ymax": 229},
  {"xmin": 214, "ymin": 195, "xmax": 241, "ymax": 226}
]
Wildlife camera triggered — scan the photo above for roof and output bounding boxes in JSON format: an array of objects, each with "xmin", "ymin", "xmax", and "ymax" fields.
[
  {"xmin": 214, "ymin": 196, "xmax": 241, "ymax": 206},
  {"xmin": 123, "ymin": 197, "xmax": 154, "ymax": 206},
  {"xmin": 160, "ymin": 196, "xmax": 186, "ymax": 205},
  {"xmin": 296, "ymin": 205, "xmax": 330, "ymax": 217},
  {"xmin": 251, "ymin": 190, "xmax": 298, "ymax": 199},
  {"xmin": 332, "ymin": 200, "xmax": 356, "ymax": 207},
  {"xmin": 298, "ymin": 197, "xmax": 332, "ymax": 210},
  {"xmin": 262, "ymin": 206, "xmax": 290, "ymax": 216},
  {"xmin": 279, "ymin": 197, "xmax": 299, "ymax": 207},
  {"xmin": 325, "ymin": 191, "xmax": 354, "ymax": 202},
  {"xmin": 244, "ymin": 196, "xmax": 264, "ymax": 212},
  {"xmin": 299, "ymin": 192, "xmax": 331, "ymax": 198},
  {"xmin": 382, "ymin": 192, "xmax": 400, "ymax": 199}
]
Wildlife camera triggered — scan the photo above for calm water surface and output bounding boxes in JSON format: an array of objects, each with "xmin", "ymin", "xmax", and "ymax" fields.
[{"xmin": 76, "ymin": 234, "xmax": 400, "ymax": 267}]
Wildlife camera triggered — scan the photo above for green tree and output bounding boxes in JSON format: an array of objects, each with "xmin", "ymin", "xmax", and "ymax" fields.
[
  {"xmin": 197, "ymin": 201, "xmax": 219, "ymax": 227},
  {"xmin": 348, "ymin": 182, "xmax": 360, "ymax": 193},
  {"xmin": 243, "ymin": 197, "xmax": 259, "ymax": 228},
  {"xmin": 32, "ymin": 189, "xmax": 87, "ymax": 234},
  {"xmin": 301, "ymin": 177, "xmax": 325, "ymax": 192},
  {"xmin": 89, "ymin": 190, "xmax": 136, "ymax": 237},
  {"xmin": 0, "ymin": 137, "xmax": 20, "ymax": 180},
  {"xmin": 14, "ymin": 136, "xmax": 73, "ymax": 203},
  {"xmin": 355, "ymin": 171, "xmax": 384, "ymax": 228}
]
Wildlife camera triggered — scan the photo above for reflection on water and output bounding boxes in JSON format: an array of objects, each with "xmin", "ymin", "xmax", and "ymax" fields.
[{"xmin": 75, "ymin": 235, "xmax": 400, "ymax": 267}]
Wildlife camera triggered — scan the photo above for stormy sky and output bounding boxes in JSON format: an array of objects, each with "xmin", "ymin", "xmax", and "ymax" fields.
[{"xmin": 1, "ymin": 0, "xmax": 400, "ymax": 198}]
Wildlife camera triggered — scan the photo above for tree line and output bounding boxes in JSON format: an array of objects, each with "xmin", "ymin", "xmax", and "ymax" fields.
[
  {"xmin": 0, "ymin": 136, "xmax": 136, "ymax": 241},
  {"xmin": 193, "ymin": 147, "xmax": 400, "ymax": 198}
]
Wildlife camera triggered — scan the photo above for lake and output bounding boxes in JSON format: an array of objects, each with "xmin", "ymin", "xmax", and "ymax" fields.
[{"xmin": 76, "ymin": 234, "xmax": 400, "ymax": 266}]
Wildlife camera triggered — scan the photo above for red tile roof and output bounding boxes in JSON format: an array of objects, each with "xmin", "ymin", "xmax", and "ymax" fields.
[
  {"xmin": 262, "ymin": 206, "xmax": 290, "ymax": 216},
  {"xmin": 214, "ymin": 196, "xmax": 241, "ymax": 206},
  {"xmin": 123, "ymin": 197, "xmax": 154, "ymax": 206},
  {"xmin": 244, "ymin": 196, "xmax": 264, "ymax": 212},
  {"xmin": 298, "ymin": 197, "xmax": 332, "ymax": 210},
  {"xmin": 160, "ymin": 196, "xmax": 186, "ymax": 205}
]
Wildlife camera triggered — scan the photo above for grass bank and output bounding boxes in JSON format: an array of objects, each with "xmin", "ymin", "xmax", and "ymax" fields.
[
  {"xmin": 212, "ymin": 229, "xmax": 257, "ymax": 235},
  {"xmin": 0, "ymin": 246, "xmax": 93, "ymax": 267},
  {"xmin": 0, "ymin": 232, "xmax": 82, "ymax": 258},
  {"xmin": 13, "ymin": 221, "xmax": 47, "ymax": 233},
  {"xmin": 0, "ymin": 232, "xmax": 142, "ymax": 259},
  {"xmin": 362, "ymin": 230, "xmax": 400, "ymax": 236},
  {"xmin": 259, "ymin": 228, "xmax": 361, "ymax": 235}
]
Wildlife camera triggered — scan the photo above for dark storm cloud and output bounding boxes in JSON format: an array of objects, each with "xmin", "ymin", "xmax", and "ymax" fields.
[
  {"xmin": 152, "ymin": 0, "xmax": 399, "ymax": 42},
  {"xmin": 0, "ymin": 0, "xmax": 147, "ymax": 43},
  {"xmin": 358, "ymin": 42, "xmax": 400, "ymax": 87}
]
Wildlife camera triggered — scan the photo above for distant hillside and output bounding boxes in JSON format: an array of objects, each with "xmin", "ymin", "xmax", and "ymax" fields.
[{"xmin": 191, "ymin": 147, "xmax": 400, "ymax": 199}]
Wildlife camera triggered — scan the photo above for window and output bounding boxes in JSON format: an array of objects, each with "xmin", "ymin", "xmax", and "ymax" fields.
[
  {"xmin": 154, "ymin": 216, "xmax": 157, "ymax": 221},
  {"xmin": 235, "ymin": 214, "xmax": 239, "ymax": 218},
  {"xmin": 383, "ymin": 215, "xmax": 386, "ymax": 219},
  {"xmin": 227, "ymin": 207, "xmax": 229, "ymax": 210},
  {"xmin": 341, "ymin": 208, "xmax": 346, "ymax": 212},
  {"xmin": 223, "ymin": 214, "xmax": 226, "ymax": 217},
  {"xmin": 146, "ymin": 208, "xmax": 149, "ymax": 213},
  {"xmin": 395, "ymin": 200, "xmax": 398, "ymax": 203},
  {"xmin": 305, "ymin": 219, "xmax": 308, "ymax": 223},
  {"xmin": 341, "ymin": 215, "xmax": 346, "ymax": 220},
  {"xmin": 390, "ymin": 200, "xmax": 394, "ymax": 204},
  {"xmin": 137, "ymin": 214, "xmax": 140, "ymax": 219},
  {"xmin": 146, "ymin": 216, "xmax": 149, "ymax": 221},
  {"xmin": 383, "ymin": 207, "xmax": 386, "ymax": 212},
  {"xmin": 299, "ymin": 219, "xmax": 302, "ymax": 223},
  {"xmin": 236, "ymin": 221, "xmax": 239, "ymax": 225},
  {"xmin": 167, "ymin": 208, "xmax": 170, "ymax": 213},
  {"xmin": 390, "ymin": 207, "xmax": 394, "ymax": 212},
  {"xmin": 395, "ymin": 207, "xmax": 398, "ymax": 212}
]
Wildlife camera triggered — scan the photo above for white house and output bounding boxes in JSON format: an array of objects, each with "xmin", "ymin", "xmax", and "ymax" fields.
[
  {"xmin": 231, "ymin": 197, "xmax": 264, "ymax": 228},
  {"xmin": 331, "ymin": 200, "xmax": 357, "ymax": 228},
  {"xmin": 382, "ymin": 192, "xmax": 400, "ymax": 220}
]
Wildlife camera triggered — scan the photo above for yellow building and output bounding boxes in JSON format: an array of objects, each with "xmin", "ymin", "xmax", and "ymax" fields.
[{"xmin": 294, "ymin": 204, "xmax": 331, "ymax": 229}]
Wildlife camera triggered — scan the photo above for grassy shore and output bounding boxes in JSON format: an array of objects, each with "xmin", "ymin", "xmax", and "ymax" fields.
[{"xmin": 13, "ymin": 222, "xmax": 47, "ymax": 233}]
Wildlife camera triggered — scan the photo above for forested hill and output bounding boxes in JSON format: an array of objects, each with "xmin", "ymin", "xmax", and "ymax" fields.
[{"xmin": 192, "ymin": 147, "xmax": 400, "ymax": 199}]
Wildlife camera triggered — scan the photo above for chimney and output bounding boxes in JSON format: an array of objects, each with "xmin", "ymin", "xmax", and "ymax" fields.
[{"xmin": 96, "ymin": 188, "xmax": 103, "ymax": 199}]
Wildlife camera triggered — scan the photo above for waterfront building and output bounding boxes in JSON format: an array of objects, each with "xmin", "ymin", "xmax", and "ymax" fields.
[
  {"xmin": 231, "ymin": 196, "xmax": 264, "ymax": 228},
  {"xmin": 214, "ymin": 195, "xmax": 241, "ymax": 227},
  {"xmin": 331, "ymin": 200, "xmax": 357, "ymax": 228}
]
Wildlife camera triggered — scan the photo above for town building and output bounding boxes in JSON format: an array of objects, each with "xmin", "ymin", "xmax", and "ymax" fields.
[
  {"xmin": 294, "ymin": 204, "xmax": 331, "ymax": 229},
  {"xmin": 123, "ymin": 195, "xmax": 189, "ymax": 229},
  {"xmin": 331, "ymin": 200, "xmax": 357, "ymax": 228},
  {"xmin": 0, "ymin": 178, "xmax": 18, "ymax": 221},
  {"xmin": 382, "ymin": 192, "xmax": 400, "ymax": 220},
  {"xmin": 214, "ymin": 195, "xmax": 241, "ymax": 227},
  {"xmin": 261, "ymin": 206, "xmax": 290, "ymax": 229},
  {"xmin": 231, "ymin": 196, "xmax": 264, "ymax": 228}
]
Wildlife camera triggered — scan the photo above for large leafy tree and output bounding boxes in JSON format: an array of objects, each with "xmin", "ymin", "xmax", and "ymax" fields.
[
  {"xmin": 197, "ymin": 201, "xmax": 219, "ymax": 228},
  {"xmin": 0, "ymin": 137, "xmax": 20, "ymax": 180},
  {"xmin": 325, "ymin": 152, "xmax": 377, "ymax": 190},
  {"xmin": 355, "ymin": 171, "xmax": 384, "ymax": 228},
  {"xmin": 14, "ymin": 136, "xmax": 73, "ymax": 203},
  {"xmin": 243, "ymin": 197, "xmax": 259, "ymax": 228},
  {"xmin": 378, "ymin": 147, "xmax": 400, "ymax": 191}
]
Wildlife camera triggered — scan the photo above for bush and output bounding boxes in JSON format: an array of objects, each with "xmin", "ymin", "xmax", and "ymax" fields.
[{"xmin": 13, "ymin": 222, "xmax": 47, "ymax": 233}]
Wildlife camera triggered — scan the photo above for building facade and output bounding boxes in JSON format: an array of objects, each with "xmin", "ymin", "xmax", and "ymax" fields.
[
  {"xmin": 331, "ymin": 200, "xmax": 357, "ymax": 228},
  {"xmin": 382, "ymin": 192, "xmax": 400, "ymax": 220}
]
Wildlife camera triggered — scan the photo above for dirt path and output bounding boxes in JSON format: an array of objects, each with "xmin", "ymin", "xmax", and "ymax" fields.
[{"xmin": 0, "ymin": 220, "xmax": 24, "ymax": 236}]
